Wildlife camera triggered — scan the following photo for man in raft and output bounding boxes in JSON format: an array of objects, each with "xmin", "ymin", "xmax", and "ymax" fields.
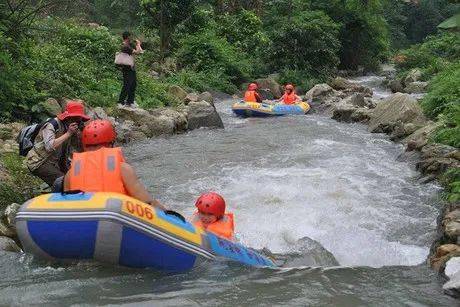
[
  {"xmin": 192, "ymin": 192, "xmax": 235, "ymax": 241},
  {"xmin": 62, "ymin": 119, "xmax": 166, "ymax": 210},
  {"xmin": 244, "ymin": 83, "xmax": 263, "ymax": 103},
  {"xmin": 278, "ymin": 84, "xmax": 301, "ymax": 104}
]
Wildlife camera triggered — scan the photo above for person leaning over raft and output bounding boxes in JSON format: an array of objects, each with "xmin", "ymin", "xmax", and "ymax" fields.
[
  {"xmin": 63, "ymin": 119, "xmax": 166, "ymax": 210},
  {"xmin": 118, "ymin": 31, "xmax": 143, "ymax": 107},
  {"xmin": 26, "ymin": 101, "xmax": 89, "ymax": 187}
]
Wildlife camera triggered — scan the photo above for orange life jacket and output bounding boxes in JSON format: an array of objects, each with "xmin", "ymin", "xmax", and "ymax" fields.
[
  {"xmin": 193, "ymin": 212, "xmax": 235, "ymax": 241},
  {"xmin": 244, "ymin": 90, "xmax": 258, "ymax": 102},
  {"xmin": 68, "ymin": 147, "xmax": 128, "ymax": 195},
  {"xmin": 283, "ymin": 92, "xmax": 298, "ymax": 105}
]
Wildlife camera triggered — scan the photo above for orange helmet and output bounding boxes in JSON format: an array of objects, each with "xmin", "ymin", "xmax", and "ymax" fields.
[
  {"xmin": 285, "ymin": 84, "xmax": 294, "ymax": 91},
  {"xmin": 248, "ymin": 83, "xmax": 258, "ymax": 91},
  {"xmin": 195, "ymin": 192, "xmax": 226, "ymax": 218},
  {"xmin": 82, "ymin": 120, "xmax": 116, "ymax": 148}
]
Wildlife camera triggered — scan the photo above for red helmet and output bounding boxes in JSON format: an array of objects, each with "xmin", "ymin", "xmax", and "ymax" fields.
[
  {"xmin": 248, "ymin": 83, "xmax": 258, "ymax": 91},
  {"xmin": 58, "ymin": 100, "xmax": 90, "ymax": 121},
  {"xmin": 82, "ymin": 119, "xmax": 116, "ymax": 148},
  {"xmin": 195, "ymin": 192, "xmax": 226, "ymax": 218},
  {"xmin": 285, "ymin": 84, "xmax": 294, "ymax": 91}
]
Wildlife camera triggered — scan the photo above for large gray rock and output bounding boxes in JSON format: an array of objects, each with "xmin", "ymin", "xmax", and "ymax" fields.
[
  {"xmin": 185, "ymin": 101, "xmax": 224, "ymax": 130},
  {"xmin": 255, "ymin": 78, "xmax": 283, "ymax": 98},
  {"xmin": 168, "ymin": 85, "xmax": 187, "ymax": 101},
  {"xmin": 444, "ymin": 209, "xmax": 460, "ymax": 240},
  {"xmin": 87, "ymin": 107, "xmax": 109, "ymax": 120},
  {"xmin": 305, "ymin": 84, "xmax": 334, "ymax": 103},
  {"xmin": 198, "ymin": 92, "xmax": 214, "ymax": 104},
  {"xmin": 368, "ymin": 93, "xmax": 427, "ymax": 133},
  {"xmin": 404, "ymin": 81, "xmax": 429, "ymax": 94},
  {"xmin": 0, "ymin": 237, "xmax": 21, "ymax": 253},
  {"xmin": 184, "ymin": 92, "xmax": 200, "ymax": 104},
  {"xmin": 348, "ymin": 93, "xmax": 366, "ymax": 107},
  {"xmin": 332, "ymin": 104, "xmax": 358, "ymax": 123},
  {"xmin": 329, "ymin": 77, "xmax": 355, "ymax": 90},
  {"xmin": 403, "ymin": 121, "xmax": 441, "ymax": 151},
  {"xmin": 404, "ymin": 68, "xmax": 422, "ymax": 84},
  {"xmin": 150, "ymin": 108, "xmax": 188, "ymax": 133}
]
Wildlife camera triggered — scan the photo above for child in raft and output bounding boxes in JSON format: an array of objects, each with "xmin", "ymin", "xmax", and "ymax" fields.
[
  {"xmin": 244, "ymin": 83, "xmax": 263, "ymax": 103},
  {"xmin": 279, "ymin": 84, "xmax": 302, "ymax": 105},
  {"xmin": 192, "ymin": 192, "xmax": 235, "ymax": 241}
]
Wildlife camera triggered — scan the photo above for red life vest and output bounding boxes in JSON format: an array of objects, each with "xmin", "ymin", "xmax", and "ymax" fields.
[
  {"xmin": 68, "ymin": 147, "xmax": 128, "ymax": 195},
  {"xmin": 283, "ymin": 92, "xmax": 298, "ymax": 105},
  {"xmin": 244, "ymin": 90, "xmax": 258, "ymax": 102},
  {"xmin": 193, "ymin": 212, "xmax": 235, "ymax": 241}
]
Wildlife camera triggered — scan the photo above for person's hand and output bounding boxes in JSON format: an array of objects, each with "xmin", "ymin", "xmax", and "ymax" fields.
[
  {"xmin": 135, "ymin": 39, "xmax": 141, "ymax": 45},
  {"xmin": 67, "ymin": 122, "xmax": 79, "ymax": 135}
]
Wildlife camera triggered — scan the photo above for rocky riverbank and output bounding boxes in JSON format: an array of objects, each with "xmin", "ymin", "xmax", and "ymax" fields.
[{"xmin": 298, "ymin": 72, "xmax": 459, "ymax": 297}]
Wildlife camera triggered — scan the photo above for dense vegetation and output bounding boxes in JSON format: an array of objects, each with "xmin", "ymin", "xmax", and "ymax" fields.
[{"xmin": 1, "ymin": 0, "xmax": 457, "ymax": 123}]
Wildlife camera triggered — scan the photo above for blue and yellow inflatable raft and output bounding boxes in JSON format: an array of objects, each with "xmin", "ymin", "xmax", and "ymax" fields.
[
  {"xmin": 232, "ymin": 101, "xmax": 310, "ymax": 117},
  {"xmin": 15, "ymin": 192, "xmax": 275, "ymax": 272}
]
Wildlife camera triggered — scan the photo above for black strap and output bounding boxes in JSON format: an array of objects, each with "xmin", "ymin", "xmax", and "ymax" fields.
[{"xmin": 164, "ymin": 210, "xmax": 186, "ymax": 223}]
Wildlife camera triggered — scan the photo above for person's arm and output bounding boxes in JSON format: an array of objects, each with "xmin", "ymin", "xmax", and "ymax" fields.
[
  {"xmin": 42, "ymin": 122, "xmax": 78, "ymax": 152},
  {"xmin": 255, "ymin": 92, "xmax": 263, "ymax": 103},
  {"xmin": 295, "ymin": 94, "xmax": 302, "ymax": 102},
  {"xmin": 278, "ymin": 94, "xmax": 285, "ymax": 102},
  {"xmin": 120, "ymin": 162, "xmax": 166, "ymax": 210},
  {"xmin": 132, "ymin": 39, "xmax": 143, "ymax": 55}
]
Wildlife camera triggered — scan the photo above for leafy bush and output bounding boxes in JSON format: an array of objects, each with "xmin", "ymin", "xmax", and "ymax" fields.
[
  {"xmin": 396, "ymin": 32, "xmax": 460, "ymax": 78},
  {"xmin": 167, "ymin": 69, "xmax": 238, "ymax": 94},
  {"xmin": 266, "ymin": 10, "xmax": 341, "ymax": 77},
  {"xmin": 176, "ymin": 29, "xmax": 253, "ymax": 85},
  {"xmin": 217, "ymin": 9, "xmax": 269, "ymax": 56},
  {"xmin": 0, "ymin": 153, "xmax": 42, "ymax": 209}
]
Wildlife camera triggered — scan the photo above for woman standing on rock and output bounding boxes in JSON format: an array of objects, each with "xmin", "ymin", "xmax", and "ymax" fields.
[{"xmin": 117, "ymin": 31, "xmax": 143, "ymax": 107}]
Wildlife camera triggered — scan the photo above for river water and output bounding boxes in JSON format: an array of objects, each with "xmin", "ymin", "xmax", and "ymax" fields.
[{"xmin": 0, "ymin": 77, "xmax": 456, "ymax": 306}]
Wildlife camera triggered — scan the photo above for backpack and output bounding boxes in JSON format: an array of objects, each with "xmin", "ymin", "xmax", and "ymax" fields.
[{"xmin": 17, "ymin": 118, "xmax": 59, "ymax": 157}]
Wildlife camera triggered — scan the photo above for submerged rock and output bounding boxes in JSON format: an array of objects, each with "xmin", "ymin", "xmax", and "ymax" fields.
[
  {"xmin": 272, "ymin": 237, "xmax": 339, "ymax": 268},
  {"xmin": 388, "ymin": 79, "xmax": 404, "ymax": 93},
  {"xmin": 368, "ymin": 93, "xmax": 426, "ymax": 133}
]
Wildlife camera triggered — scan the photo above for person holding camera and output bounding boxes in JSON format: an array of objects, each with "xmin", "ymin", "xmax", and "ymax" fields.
[
  {"xmin": 26, "ymin": 101, "xmax": 90, "ymax": 186},
  {"xmin": 118, "ymin": 31, "xmax": 143, "ymax": 107}
]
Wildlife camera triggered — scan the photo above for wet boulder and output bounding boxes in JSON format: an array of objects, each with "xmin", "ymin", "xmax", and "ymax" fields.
[
  {"xmin": 443, "ymin": 209, "xmax": 460, "ymax": 240},
  {"xmin": 329, "ymin": 76, "xmax": 354, "ymax": 91},
  {"xmin": 0, "ymin": 237, "xmax": 21, "ymax": 253},
  {"xmin": 403, "ymin": 121, "xmax": 441, "ymax": 151},
  {"xmin": 388, "ymin": 79, "xmax": 404, "ymax": 93},
  {"xmin": 368, "ymin": 93, "xmax": 427, "ymax": 133},
  {"xmin": 332, "ymin": 104, "xmax": 358, "ymax": 123},
  {"xmin": 274, "ymin": 237, "xmax": 339, "ymax": 268},
  {"xmin": 431, "ymin": 244, "xmax": 460, "ymax": 272},
  {"xmin": 183, "ymin": 101, "xmax": 224, "ymax": 130},
  {"xmin": 255, "ymin": 77, "xmax": 283, "ymax": 98},
  {"xmin": 149, "ymin": 108, "xmax": 188, "ymax": 134}
]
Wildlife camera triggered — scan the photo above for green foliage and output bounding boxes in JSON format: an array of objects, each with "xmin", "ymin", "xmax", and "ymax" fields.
[
  {"xmin": 217, "ymin": 9, "xmax": 269, "ymax": 55},
  {"xmin": 396, "ymin": 32, "xmax": 460, "ymax": 78},
  {"xmin": 176, "ymin": 29, "xmax": 253, "ymax": 85},
  {"xmin": 440, "ymin": 167, "xmax": 460, "ymax": 203},
  {"xmin": 266, "ymin": 10, "xmax": 341, "ymax": 77},
  {"xmin": 167, "ymin": 69, "xmax": 238, "ymax": 93},
  {"xmin": 277, "ymin": 69, "xmax": 324, "ymax": 94},
  {"xmin": 0, "ymin": 153, "xmax": 42, "ymax": 209}
]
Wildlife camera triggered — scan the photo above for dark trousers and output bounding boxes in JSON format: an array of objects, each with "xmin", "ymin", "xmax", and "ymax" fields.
[{"xmin": 119, "ymin": 67, "xmax": 137, "ymax": 105}]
